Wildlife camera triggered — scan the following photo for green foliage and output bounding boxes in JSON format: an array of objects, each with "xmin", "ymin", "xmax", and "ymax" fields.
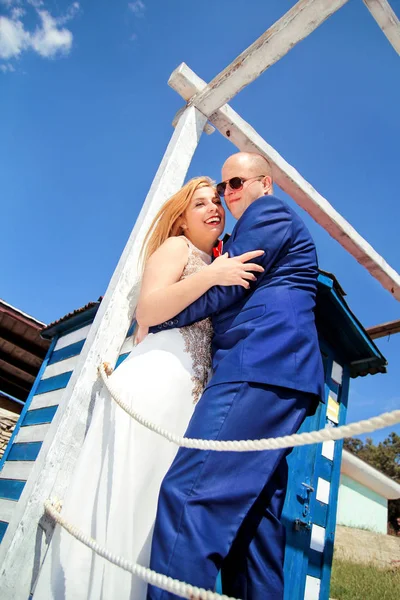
[
  {"xmin": 331, "ymin": 559, "xmax": 400, "ymax": 600},
  {"xmin": 344, "ymin": 433, "xmax": 400, "ymax": 534}
]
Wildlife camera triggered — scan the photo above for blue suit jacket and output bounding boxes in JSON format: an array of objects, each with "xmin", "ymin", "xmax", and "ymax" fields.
[{"xmin": 151, "ymin": 195, "xmax": 324, "ymax": 401}]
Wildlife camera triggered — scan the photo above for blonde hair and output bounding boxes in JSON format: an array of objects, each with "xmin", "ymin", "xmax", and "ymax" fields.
[{"xmin": 140, "ymin": 176, "xmax": 215, "ymax": 267}]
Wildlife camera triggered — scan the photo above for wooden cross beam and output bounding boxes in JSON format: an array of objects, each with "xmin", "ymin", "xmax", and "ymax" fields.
[
  {"xmin": 366, "ymin": 318, "xmax": 400, "ymax": 339},
  {"xmin": 363, "ymin": 0, "xmax": 400, "ymax": 55},
  {"xmin": 169, "ymin": 63, "xmax": 400, "ymax": 301},
  {"xmin": 186, "ymin": 0, "xmax": 350, "ymax": 117}
]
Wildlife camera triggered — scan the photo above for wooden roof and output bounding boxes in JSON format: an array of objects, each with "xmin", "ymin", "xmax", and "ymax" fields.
[{"xmin": 0, "ymin": 300, "xmax": 50, "ymax": 402}]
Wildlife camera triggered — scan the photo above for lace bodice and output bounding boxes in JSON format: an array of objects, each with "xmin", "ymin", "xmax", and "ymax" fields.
[{"xmin": 179, "ymin": 237, "xmax": 213, "ymax": 403}]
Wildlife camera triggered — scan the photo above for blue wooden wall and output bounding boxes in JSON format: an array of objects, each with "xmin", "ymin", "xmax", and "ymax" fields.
[{"xmin": 0, "ymin": 320, "xmax": 134, "ymax": 545}]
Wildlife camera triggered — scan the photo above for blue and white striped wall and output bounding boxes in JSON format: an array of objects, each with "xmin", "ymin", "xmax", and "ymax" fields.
[
  {"xmin": 303, "ymin": 358, "xmax": 348, "ymax": 600},
  {"xmin": 0, "ymin": 317, "xmax": 134, "ymax": 544}
]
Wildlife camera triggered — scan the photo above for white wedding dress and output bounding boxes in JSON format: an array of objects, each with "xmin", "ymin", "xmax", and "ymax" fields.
[{"xmin": 33, "ymin": 239, "xmax": 213, "ymax": 600}]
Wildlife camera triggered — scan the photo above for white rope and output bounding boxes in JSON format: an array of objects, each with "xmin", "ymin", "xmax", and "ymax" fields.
[
  {"xmin": 99, "ymin": 363, "xmax": 400, "ymax": 452},
  {"xmin": 44, "ymin": 501, "xmax": 238, "ymax": 600}
]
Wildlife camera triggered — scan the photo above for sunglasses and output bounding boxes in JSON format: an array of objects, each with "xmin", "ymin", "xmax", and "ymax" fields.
[{"xmin": 216, "ymin": 175, "xmax": 266, "ymax": 197}]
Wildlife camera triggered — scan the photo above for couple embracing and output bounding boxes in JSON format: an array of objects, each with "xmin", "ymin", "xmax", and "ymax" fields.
[{"xmin": 34, "ymin": 152, "xmax": 324, "ymax": 600}]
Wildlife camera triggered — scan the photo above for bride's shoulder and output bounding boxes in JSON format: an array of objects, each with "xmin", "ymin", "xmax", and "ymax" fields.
[{"xmin": 149, "ymin": 236, "xmax": 189, "ymax": 264}]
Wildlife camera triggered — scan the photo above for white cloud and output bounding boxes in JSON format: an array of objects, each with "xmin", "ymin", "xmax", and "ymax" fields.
[
  {"xmin": 0, "ymin": 15, "xmax": 29, "ymax": 58},
  {"xmin": 0, "ymin": 1, "xmax": 79, "ymax": 69},
  {"xmin": 128, "ymin": 1, "xmax": 145, "ymax": 17},
  {"xmin": 30, "ymin": 10, "xmax": 73, "ymax": 57}
]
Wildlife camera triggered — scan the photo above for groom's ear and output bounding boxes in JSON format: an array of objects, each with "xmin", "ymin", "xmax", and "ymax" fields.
[{"xmin": 262, "ymin": 176, "xmax": 273, "ymax": 195}]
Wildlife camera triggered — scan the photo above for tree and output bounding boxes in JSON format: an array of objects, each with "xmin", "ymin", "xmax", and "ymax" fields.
[{"xmin": 344, "ymin": 433, "xmax": 400, "ymax": 535}]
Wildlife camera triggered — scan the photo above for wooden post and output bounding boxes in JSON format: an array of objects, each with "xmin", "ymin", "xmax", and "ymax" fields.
[
  {"xmin": 0, "ymin": 106, "xmax": 207, "ymax": 599},
  {"xmin": 363, "ymin": 0, "xmax": 400, "ymax": 54},
  {"xmin": 169, "ymin": 63, "xmax": 400, "ymax": 301}
]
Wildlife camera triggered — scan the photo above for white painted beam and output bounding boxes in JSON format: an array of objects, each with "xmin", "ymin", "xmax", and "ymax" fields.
[
  {"xmin": 169, "ymin": 63, "xmax": 400, "ymax": 300},
  {"xmin": 363, "ymin": 0, "xmax": 400, "ymax": 54},
  {"xmin": 0, "ymin": 106, "xmax": 207, "ymax": 599},
  {"xmin": 184, "ymin": 0, "xmax": 350, "ymax": 116}
]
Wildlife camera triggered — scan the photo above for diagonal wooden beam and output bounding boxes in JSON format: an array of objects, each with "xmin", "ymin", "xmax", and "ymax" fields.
[
  {"xmin": 186, "ymin": 0, "xmax": 350, "ymax": 117},
  {"xmin": 363, "ymin": 0, "xmax": 400, "ymax": 54},
  {"xmin": 366, "ymin": 318, "xmax": 400, "ymax": 339},
  {"xmin": 169, "ymin": 63, "xmax": 400, "ymax": 301}
]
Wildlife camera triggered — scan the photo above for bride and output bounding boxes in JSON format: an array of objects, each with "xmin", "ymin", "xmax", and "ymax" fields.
[{"xmin": 33, "ymin": 176, "xmax": 263, "ymax": 600}]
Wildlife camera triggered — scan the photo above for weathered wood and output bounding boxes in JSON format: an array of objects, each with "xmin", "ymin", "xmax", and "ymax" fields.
[
  {"xmin": 366, "ymin": 318, "xmax": 400, "ymax": 339},
  {"xmin": 185, "ymin": 0, "xmax": 350, "ymax": 116},
  {"xmin": 0, "ymin": 327, "xmax": 47, "ymax": 359},
  {"xmin": 169, "ymin": 63, "xmax": 400, "ymax": 301},
  {"xmin": 0, "ymin": 350, "xmax": 39, "ymax": 378},
  {"xmin": 0, "ymin": 106, "xmax": 207, "ymax": 599},
  {"xmin": 363, "ymin": 0, "xmax": 400, "ymax": 54}
]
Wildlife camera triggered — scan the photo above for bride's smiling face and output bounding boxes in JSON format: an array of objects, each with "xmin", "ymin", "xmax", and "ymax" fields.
[{"xmin": 181, "ymin": 186, "xmax": 225, "ymax": 248}]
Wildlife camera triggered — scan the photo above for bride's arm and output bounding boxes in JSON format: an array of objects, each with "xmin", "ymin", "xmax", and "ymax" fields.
[{"xmin": 136, "ymin": 237, "xmax": 264, "ymax": 328}]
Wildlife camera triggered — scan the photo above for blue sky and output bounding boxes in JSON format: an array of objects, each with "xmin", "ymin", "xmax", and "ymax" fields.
[{"xmin": 1, "ymin": 0, "xmax": 399, "ymax": 442}]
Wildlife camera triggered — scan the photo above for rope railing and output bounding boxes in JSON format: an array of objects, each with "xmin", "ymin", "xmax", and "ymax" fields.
[
  {"xmin": 42, "ymin": 363, "xmax": 400, "ymax": 599},
  {"xmin": 44, "ymin": 501, "xmax": 239, "ymax": 600},
  {"xmin": 99, "ymin": 363, "xmax": 400, "ymax": 452}
]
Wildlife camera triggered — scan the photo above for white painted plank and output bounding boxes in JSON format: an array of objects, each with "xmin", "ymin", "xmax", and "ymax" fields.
[
  {"xmin": 29, "ymin": 389, "xmax": 63, "ymax": 411},
  {"xmin": 331, "ymin": 362, "xmax": 343, "ymax": 385},
  {"xmin": 185, "ymin": 0, "xmax": 350, "ymax": 116},
  {"xmin": 316, "ymin": 477, "xmax": 331, "ymax": 504},
  {"xmin": 41, "ymin": 356, "xmax": 79, "ymax": 380},
  {"xmin": 14, "ymin": 424, "xmax": 50, "ymax": 444},
  {"xmin": 310, "ymin": 523, "xmax": 326, "ymax": 552},
  {"xmin": 0, "ymin": 499, "xmax": 16, "ymax": 523},
  {"xmin": 120, "ymin": 336, "xmax": 134, "ymax": 355},
  {"xmin": 169, "ymin": 63, "xmax": 400, "ymax": 301},
  {"xmin": 53, "ymin": 324, "xmax": 92, "ymax": 351},
  {"xmin": 321, "ymin": 440, "xmax": 335, "ymax": 461},
  {"xmin": 0, "ymin": 462, "xmax": 34, "ymax": 481},
  {"xmin": 0, "ymin": 105, "xmax": 207, "ymax": 598},
  {"xmin": 363, "ymin": 0, "xmax": 400, "ymax": 54},
  {"xmin": 304, "ymin": 575, "xmax": 321, "ymax": 600}
]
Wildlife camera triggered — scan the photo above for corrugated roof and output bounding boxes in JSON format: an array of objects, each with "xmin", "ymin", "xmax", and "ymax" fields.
[{"xmin": 44, "ymin": 298, "xmax": 103, "ymax": 331}]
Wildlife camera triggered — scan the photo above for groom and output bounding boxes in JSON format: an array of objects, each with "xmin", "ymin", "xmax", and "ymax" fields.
[{"xmin": 147, "ymin": 152, "xmax": 324, "ymax": 599}]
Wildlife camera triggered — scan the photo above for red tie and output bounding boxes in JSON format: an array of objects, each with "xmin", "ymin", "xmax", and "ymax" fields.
[{"xmin": 212, "ymin": 240, "xmax": 223, "ymax": 258}]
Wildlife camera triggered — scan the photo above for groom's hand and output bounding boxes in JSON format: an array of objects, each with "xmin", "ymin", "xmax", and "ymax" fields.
[{"xmin": 208, "ymin": 250, "xmax": 265, "ymax": 289}]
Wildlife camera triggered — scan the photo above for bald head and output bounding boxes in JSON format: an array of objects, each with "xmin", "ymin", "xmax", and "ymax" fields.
[
  {"xmin": 222, "ymin": 152, "xmax": 273, "ymax": 180},
  {"xmin": 221, "ymin": 152, "xmax": 274, "ymax": 219}
]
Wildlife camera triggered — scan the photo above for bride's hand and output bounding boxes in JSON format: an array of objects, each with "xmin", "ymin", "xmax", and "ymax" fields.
[
  {"xmin": 208, "ymin": 250, "xmax": 265, "ymax": 289},
  {"xmin": 135, "ymin": 325, "xmax": 149, "ymax": 345}
]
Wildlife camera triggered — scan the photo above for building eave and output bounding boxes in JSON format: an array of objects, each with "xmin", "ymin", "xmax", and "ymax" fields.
[{"xmin": 341, "ymin": 449, "xmax": 400, "ymax": 500}]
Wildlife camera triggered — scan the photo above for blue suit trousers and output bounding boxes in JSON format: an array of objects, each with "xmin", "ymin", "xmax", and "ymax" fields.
[{"xmin": 147, "ymin": 382, "xmax": 313, "ymax": 600}]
